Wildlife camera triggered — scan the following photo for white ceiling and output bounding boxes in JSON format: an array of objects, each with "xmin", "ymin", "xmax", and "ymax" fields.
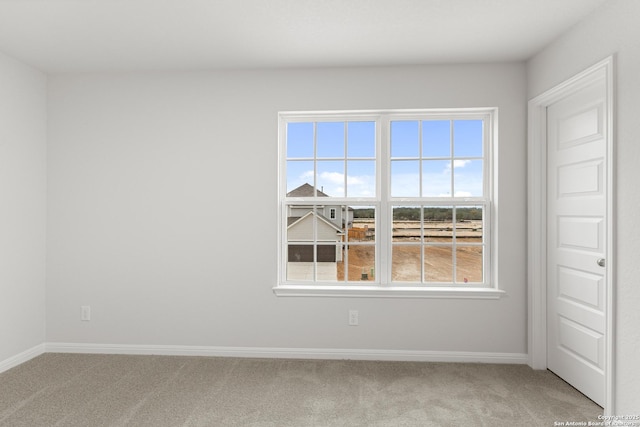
[{"xmin": 0, "ymin": 0, "xmax": 609, "ymax": 73}]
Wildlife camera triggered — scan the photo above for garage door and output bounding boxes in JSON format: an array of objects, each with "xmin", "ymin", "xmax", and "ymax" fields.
[{"xmin": 288, "ymin": 245, "xmax": 336, "ymax": 262}]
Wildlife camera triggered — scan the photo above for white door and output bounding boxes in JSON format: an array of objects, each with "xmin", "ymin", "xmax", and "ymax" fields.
[{"xmin": 546, "ymin": 69, "xmax": 608, "ymax": 407}]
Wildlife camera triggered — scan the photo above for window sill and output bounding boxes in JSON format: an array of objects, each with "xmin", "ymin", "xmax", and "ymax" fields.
[{"xmin": 273, "ymin": 285, "xmax": 506, "ymax": 299}]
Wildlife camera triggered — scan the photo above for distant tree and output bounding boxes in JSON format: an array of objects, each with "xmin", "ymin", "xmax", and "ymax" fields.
[
  {"xmin": 355, "ymin": 207, "xmax": 482, "ymax": 221},
  {"xmin": 393, "ymin": 207, "xmax": 421, "ymax": 220},
  {"xmin": 353, "ymin": 208, "xmax": 375, "ymax": 219},
  {"xmin": 423, "ymin": 207, "xmax": 452, "ymax": 221},
  {"xmin": 456, "ymin": 208, "xmax": 483, "ymax": 221}
]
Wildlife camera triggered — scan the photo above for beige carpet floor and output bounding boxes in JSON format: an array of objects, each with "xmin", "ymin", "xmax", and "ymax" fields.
[{"xmin": 0, "ymin": 353, "xmax": 601, "ymax": 426}]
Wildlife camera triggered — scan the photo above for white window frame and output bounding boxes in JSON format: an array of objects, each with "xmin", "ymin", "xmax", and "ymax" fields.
[{"xmin": 275, "ymin": 109, "xmax": 504, "ymax": 299}]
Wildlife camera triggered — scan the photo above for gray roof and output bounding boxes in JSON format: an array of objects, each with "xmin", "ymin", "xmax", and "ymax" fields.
[
  {"xmin": 286, "ymin": 183, "xmax": 329, "ymax": 198},
  {"xmin": 287, "ymin": 217, "xmax": 301, "ymax": 227}
]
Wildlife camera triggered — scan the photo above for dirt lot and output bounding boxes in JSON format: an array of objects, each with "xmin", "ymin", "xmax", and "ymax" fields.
[
  {"xmin": 337, "ymin": 240, "xmax": 482, "ymax": 283},
  {"xmin": 337, "ymin": 220, "xmax": 483, "ymax": 283},
  {"xmin": 337, "ymin": 245, "xmax": 375, "ymax": 282}
]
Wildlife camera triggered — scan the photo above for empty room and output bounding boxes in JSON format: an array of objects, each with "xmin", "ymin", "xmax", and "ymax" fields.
[{"xmin": 1, "ymin": 0, "xmax": 638, "ymax": 425}]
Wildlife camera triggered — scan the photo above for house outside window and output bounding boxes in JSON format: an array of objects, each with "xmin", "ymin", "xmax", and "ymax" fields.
[{"xmin": 277, "ymin": 109, "xmax": 501, "ymax": 298}]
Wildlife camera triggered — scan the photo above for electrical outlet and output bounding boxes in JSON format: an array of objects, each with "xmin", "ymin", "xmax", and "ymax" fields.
[
  {"xmin": 348, "ymin": 309, "xmax": 359, "ymax": 326},
  {"xmin": 81, "ymin": 306, "xmax": 91, "ymax": 321}
]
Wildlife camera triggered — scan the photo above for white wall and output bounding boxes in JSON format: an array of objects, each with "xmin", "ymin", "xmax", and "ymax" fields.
[
  {"xmin": 0, "ymin": 52, "xmax": 47, "ymax": 365},
  {"xmin": 46, "ymin": 64, "xmax": 527, "ymax": 356},
  {"xmin": 527, "ymin": 0, "xmax": 640, "ymax": 413}
]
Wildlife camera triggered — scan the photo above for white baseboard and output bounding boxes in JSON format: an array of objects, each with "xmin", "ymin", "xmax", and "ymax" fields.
[
  {"xmin": 45, "ymin": 342, "xmax": 527, "ymax": 364},
  {"xmin": 0, "ymin": 343, "xmax": 46, "ymax": 374}
]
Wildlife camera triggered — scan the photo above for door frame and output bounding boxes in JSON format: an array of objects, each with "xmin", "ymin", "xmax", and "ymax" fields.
[{"xmin": 527, "ymin": 56, "xmax": 615, "ymax": 412}]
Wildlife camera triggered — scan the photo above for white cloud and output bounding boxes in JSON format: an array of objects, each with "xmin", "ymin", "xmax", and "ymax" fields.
[
  {"xmin": 347, "ymin": 176, "xmax": 364, "ymax": 185},
  {"xmin": 454, "ymin": 160, "xmax": 471, "ymax": 168},
  {"xmin": 445, "ymin": 159, "xmax": 472, "ymax": 171},
  {"xmin": 318, "ymin": 171, "xmax": 345, "ymax": 184},
  {"xmin": 304, "ymin": 171, "xmax": 376, "ymax": 197},
  {"xmin": 454, "ymin": 191, "xmax": 472, "ymax": 197}
]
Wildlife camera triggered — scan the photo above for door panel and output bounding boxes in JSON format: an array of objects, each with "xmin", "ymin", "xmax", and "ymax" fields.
[
  {"xmin": 557, "ymin": 161, "xmax": 602, "ymax": 196},
  {"xmin": 557, "ymin": 217, "xmax": 603, "ymax": 250},
  {"xmin": 557, "ymin": 267, "xmax": 603, "ymax": 308},
  {"xmin": 558, "ymin": 317, "xmax": 603, "ymax": 365},
  {"xmin": 547, "ymin": 71, "xmax": 607, "ymax": 407},
  {"xmin": 557, "ymin": 106, "xmax": 601, "ymax": 145}
]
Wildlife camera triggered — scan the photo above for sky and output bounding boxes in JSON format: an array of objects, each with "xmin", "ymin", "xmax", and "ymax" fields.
[{"xmin": 286, "ymin": 119, "xmax": 483, "ymax": 198}]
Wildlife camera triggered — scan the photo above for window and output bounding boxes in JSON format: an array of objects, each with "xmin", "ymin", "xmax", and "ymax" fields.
[{"xmin": 277, "ymin": 109, "xmax": 501, "ymax": 298}]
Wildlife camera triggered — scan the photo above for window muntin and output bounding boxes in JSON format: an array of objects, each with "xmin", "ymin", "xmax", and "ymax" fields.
[
  {"xmin": 391, "ymin": 205, "xmax": 485, "ymax": 284},
  {"xmin": 284, "ymin": 203, "xmax": 376, "ymax": 283},
  {"xmin": 286, "ymin": 120, "xmax": 376, "ymax": 198},
  {"xmin": 390, "ymin": 119, "xmax": 485, "ymax": 198},
  {"xmin": 279, "ymin": 110, "xmax": 493, "ymax": 291}
]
